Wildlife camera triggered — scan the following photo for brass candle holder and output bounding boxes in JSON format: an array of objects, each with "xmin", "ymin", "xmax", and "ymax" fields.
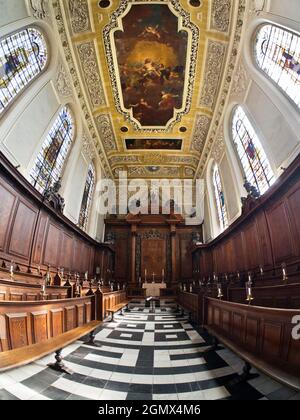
[
  {"xmin": 246, "ymin": 272, "xmax": 254, "ymax": 305},
  {"xmin": 217, "ymin": 283, "xmax": 223, "ymax": 300},
  {"xmin": 259, "ymin": 265, "xmax": 264, "ymax": 279},
  {"xmin": 10, "ymin": 261, "xmax": 14, "ymax": 280},
  {"xmin": 40, "ymin": 280, "xmax": 46, "ymax": 301}
]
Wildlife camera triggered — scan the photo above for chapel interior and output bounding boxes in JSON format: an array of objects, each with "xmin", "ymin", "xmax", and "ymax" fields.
[{"xmin": 0, "ymin": 0, "xmax": 300, "ymax": 402}]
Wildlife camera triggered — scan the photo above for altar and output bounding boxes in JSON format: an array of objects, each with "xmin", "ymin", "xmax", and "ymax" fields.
[{"xmin": 142, "ymin": 282, "xmax": 166, "ymax": 297}]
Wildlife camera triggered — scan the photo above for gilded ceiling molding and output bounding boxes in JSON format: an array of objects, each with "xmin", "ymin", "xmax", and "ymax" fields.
[
  {"xmin": 51, "ymin": 0, "xmax": 113, "ymax": 180},
  {"xmin": 210, "ymin": 0, "xmax": 232, "ymax": 33},
  {"xmin": 29, "ymin": 0, "xmax": 48, "ymax": 19},
  {"xmin": 231, "ymin": 60, "xmax": 250, "ymax": 98},
  {"xmin": 168, "ymin": 156, "xmax": 199, "ymax": 167},
  {"xmin": 109, "ymin": 154, "xmax": 199, "ymax": 168},
  {"xmin": 68, "ymin": 0, "xmax": 91, "ymax": 33},
  {"xmin": 199, "ymin": 40, "xmax": 227, "ymax": 109},
  {"xmin": 103, "ymin": 0, "xmax": 199, "ymax": 133},
  {"xmin": 185, "ymin": 167, "xmax": 195, "ymax": 177},
  {"xmin": 196, "ymin": 0, "xmax": 247, "ymax": 178},
  {"xmin": 109, "ymin": 156, "xmax": 140, "ymax": 166},
  {"xmin": 211, "ymin": 126, "xmax": 225, "ymax": 163},
  {"xmin": 95, "ymin": 115, "xmax": 118, "ymax": 152},
  {"xmin": 249, "ymin": 0, "xmax": 265, "ymax": 15},
  {"xmin": 191, "ymin": 115, "xmax": 212, "ymax": 152},
  {"xmin": 77, "ymin": 42, "xmax": 107, "ymax": 108},
  {"xmin": 127, "ymin": 166, "xmax": 181, "ymax": 178},
  {"xmin": 82, "ymin": 133, "xmax": 96, "ymax": 162},
  {"xmin": 55, "ymin": 63, "xmax": 73, "ymax": 98}
]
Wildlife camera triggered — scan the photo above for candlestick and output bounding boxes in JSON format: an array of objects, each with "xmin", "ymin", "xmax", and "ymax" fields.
[
  {"xmin": 246, "ymin": 277, "xmax": 254, "ymax": 305},
  {"xmin": 259, "ymin": 265, "xmax": 264, "ymax": 277},
  {"xmin": 217, "ymin": 283, "xmax": 223, "ymax": 300},
  {"xmin": 282, "ymin": 263, "xmax": 288, "ymax": 282},
  {"xmin": 248, "ymin": 272, "xmax": 251, "ymax": 282},
  {"xmin": 152, "ymin": 272, "xmax": 155, "ymax": 284},
  {"xmin": 10, "ymin": 261, "xmax": 14, "ymax": 279}
]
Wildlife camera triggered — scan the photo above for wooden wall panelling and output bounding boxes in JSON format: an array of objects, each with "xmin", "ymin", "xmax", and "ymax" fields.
[
  {"xmin": 265, "ymin": 199, "xmax": 296, "ymax": 264},
  {"xmin": 243, "ymin": 219, "xmax": 261, "ymax": 270},
  {"xmin": 8, "ymin": 199, "xmax": 38, "ymax": 261},
  {"xmin": 179, "ymin": 233, "xmax": 193, "ymax": 279},
  {"xmin": 0, "ymin": 154, "xmax": 113, "ymax": 277},
  {"xmin": 61, "ymin": 231, "xmax": 74, "ymax": 270},
  {"xmin": 285, "ymin": 181, "xmax": 300, "ymax": 257},
  {"xmin": 232, "ymin": 231, "xmax": 245, "ymax": 272},
  {"xmin": 0, "ymin": 181, "xmax": 17, "ymax": 253},
  {"xmin": 31, "ymin": 310, "xmax": 48, "ymax": 343},
  {"xmin": 114, "ymin": 231, "xmax": 129, "ymax": 281},
  {"xmin": 43, "ymin": 222, "xmax": 62, "ymax": 267},
  {"xmin": 6, "ymin": 313, "xmax": 30, "ymax": 349},
  {"xmin": 256, "ymin": 211, "xmax": 274, "ymax": 269},
  {"xmin": 31, "ymin": 211, "xmax": 48, "ymax": 267}
]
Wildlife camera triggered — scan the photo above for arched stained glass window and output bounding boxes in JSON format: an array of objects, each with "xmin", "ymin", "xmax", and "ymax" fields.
[
  {"xmin": 232, "ymin": 106, "xmax": 275, "ymax": 195},
  {"xmin": 0, "ymin": 27, "xmax": 48, "ymax": 114},
  {"xmin": 212, "ymin": 164, "xmax": 228, "ymax": 231},
  {"xmin": 30, "ymin": 107, "xmax": 74, "ymax": 193},
  {"xmin": 255, "ymin": 24, "xmax": 300, "ymax": 108},
  {"xmin": 78, "ymin": 164, "xmax": 96, "ymax": 230}
]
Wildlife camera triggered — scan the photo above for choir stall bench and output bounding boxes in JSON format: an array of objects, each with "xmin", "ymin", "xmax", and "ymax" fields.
[
  {"xmin": 0, "ymin": 320, "xmax": 103, "ymax": 375},
  {"xmin": 0, "ymin": 296, "xmax": 103, "ymax": 375},
  {"xmin": 106, "ymin": 299, "xmax": 131, "ymax": 322}
]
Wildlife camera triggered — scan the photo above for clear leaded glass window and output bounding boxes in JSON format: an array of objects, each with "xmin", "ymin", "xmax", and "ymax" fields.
[
  {"xmin": 30, "ymin": 107, "xmax": 74, "ymax": 194},
  {"xmin": 232, "ymin": 106, "xmax": 275, "ymax": 195},
  {"xmin": 212, "ymin": 164, "xmax": 228, "ymax": 231},
  {"xmin": 0, "ymin": 27, "xmax": 47, "ymax": 114},
  {"xmin": 78, "ymin": 164, "xmax": 96, "ymax": 230},
  {"xmin": 255, "ymin": 24, "xmax": 300, "ymax": 109}
]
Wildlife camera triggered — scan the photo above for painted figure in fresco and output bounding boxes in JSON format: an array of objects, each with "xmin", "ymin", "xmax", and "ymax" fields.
[
  {"xmin": 159, "ymin": 92, "xmax": 179, "ymax": 110},
  {"xmin": 139, "ymin": 25, "xmax": 162, "ymax": 41},
  {"xmin": 114, "ymin": 4, "xmax": 188, "ymax": 126}
]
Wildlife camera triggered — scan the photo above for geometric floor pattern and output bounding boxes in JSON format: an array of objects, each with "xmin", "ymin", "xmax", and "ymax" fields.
[{"xmin": 0, "ymin": 301, "xmax": 299, "ymax": 400}]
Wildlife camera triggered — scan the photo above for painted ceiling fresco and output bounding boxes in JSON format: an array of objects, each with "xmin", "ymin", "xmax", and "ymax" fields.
[
  {"xmin": 113, "ymin": 4, "xmax": 188, "ymax": 127},
  {"xmin": 55, "ymin": 0, "xmax": 241, "ymax": 179}
]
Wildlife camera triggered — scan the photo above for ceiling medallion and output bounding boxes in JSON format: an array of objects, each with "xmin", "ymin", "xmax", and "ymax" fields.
[{"xmin": 104, "ymin": 0, "xmax": 199, "ymax": 132}]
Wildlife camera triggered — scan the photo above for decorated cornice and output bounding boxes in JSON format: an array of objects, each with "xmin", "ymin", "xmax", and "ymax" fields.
[{"xmin": 29, "ymin": 0, "xmax": 48, "ymax": 20}]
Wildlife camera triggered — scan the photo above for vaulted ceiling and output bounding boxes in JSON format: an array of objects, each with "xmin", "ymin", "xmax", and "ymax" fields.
[{"xmin": 55, "ymin": 0, "xmax": 242, "ymax": 179}]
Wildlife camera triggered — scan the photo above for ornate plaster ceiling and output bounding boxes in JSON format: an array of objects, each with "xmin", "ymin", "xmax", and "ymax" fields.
[{"xmin": 55, "ymin": 0, "xmax": 241, "ymax": 179}]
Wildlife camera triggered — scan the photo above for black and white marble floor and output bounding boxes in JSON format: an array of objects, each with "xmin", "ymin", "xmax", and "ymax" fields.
[{"xmin": 0, "ymin": 301, "xmax": 299, "ymax": 401}]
